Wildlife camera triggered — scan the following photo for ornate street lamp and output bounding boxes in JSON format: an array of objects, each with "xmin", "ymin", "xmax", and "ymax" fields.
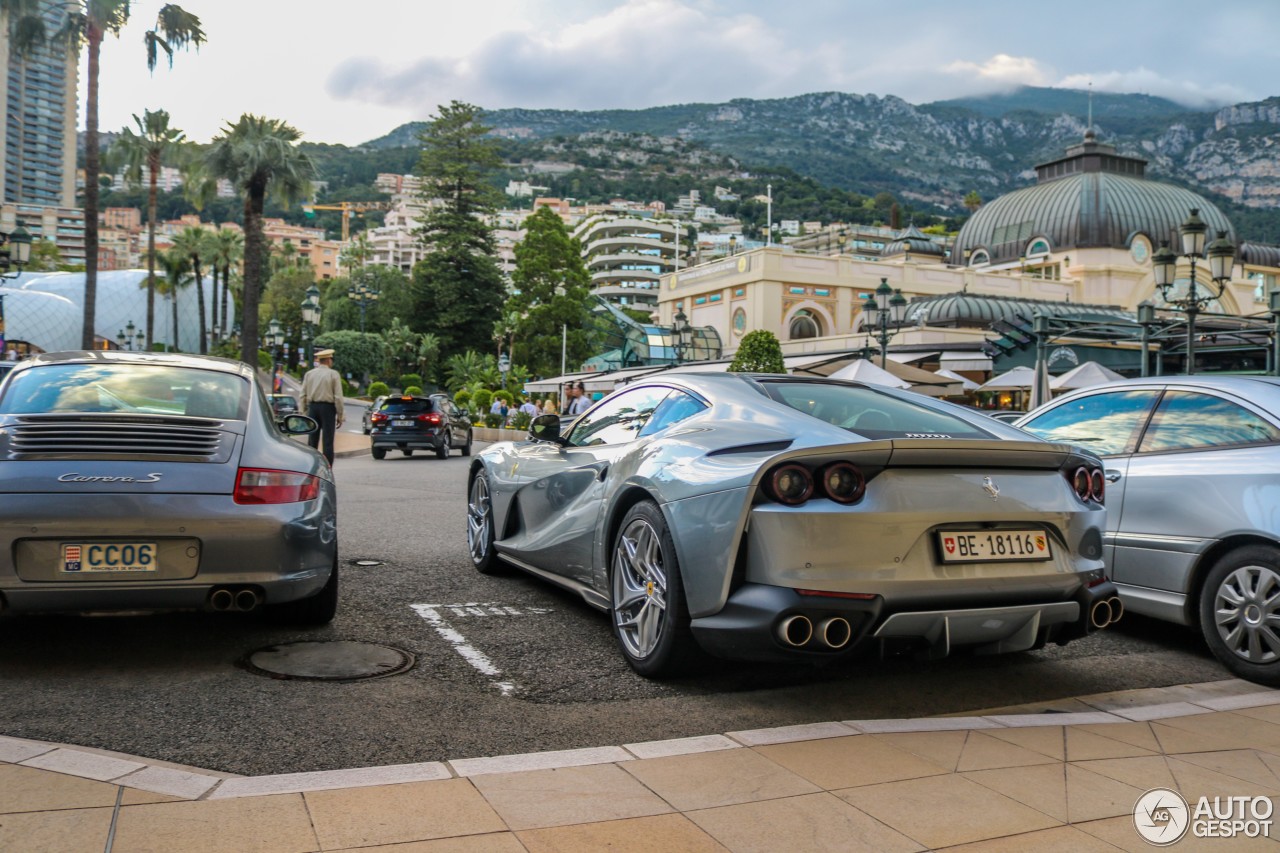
[
  {"xmin": 115, "ymin": 320, "xmax": 142, "ymax": 351},
  {"xmin": 1136, "ymin": 301, "xmax": 1159, "ymax": 378},
  {"xmin": 861, "ymin": 277, "xmax": 908, "ymax": 367},
  {"xmin": 672, "ymin": 309, "xmax": 694, "ymax": 364},
  {"xmin": 0, "ymin": 225, "xmax": 32, "ymax": 280},
  {"xmin": 1150, "ymin": 208, "xmax": 1235, "ymax": 374},
  {"xmin": 300, "ymin": 284, "xmax": 322, "ymax": 365},
  {"xmin": 346, "ymin": 280, "xmax": 380, "ymax": 333}
]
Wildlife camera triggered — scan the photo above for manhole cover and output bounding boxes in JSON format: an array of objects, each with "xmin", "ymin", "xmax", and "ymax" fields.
[{"xmin": 242, "ymin": 641, "xmax": 414, "ymax": 681}]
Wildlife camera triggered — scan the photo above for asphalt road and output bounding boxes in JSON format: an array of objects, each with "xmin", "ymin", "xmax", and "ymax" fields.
[{"xmin": 0, "ymin": 434, "xmax": 1233, "ymax": 776}]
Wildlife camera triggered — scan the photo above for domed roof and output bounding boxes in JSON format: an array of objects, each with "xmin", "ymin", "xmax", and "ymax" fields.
[
  {"xmin": 882, "ymin": 224, "xmax": 946, "ymax": 258},
  {"xmin": 951, "ymin": 135, "xmax": 1234, "ymax": 266},
  {"xmin": 903, "ymin": 292, "xmax": 1133, "ymax": 328}
]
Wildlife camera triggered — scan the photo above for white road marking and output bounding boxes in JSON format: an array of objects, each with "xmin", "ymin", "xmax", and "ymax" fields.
[{"xmin": 410, "ymin": 603, "xmax": 553, "ymax": 695}]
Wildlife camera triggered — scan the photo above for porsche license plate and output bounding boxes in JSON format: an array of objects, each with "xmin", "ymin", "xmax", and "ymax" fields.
[
  {"xmin": 938, "ymin": 530, "xmax": 1051, "ymax": 563},
  {"xmin": 61, "ymin": 543, "xmax": 158, "ymax": 573}
]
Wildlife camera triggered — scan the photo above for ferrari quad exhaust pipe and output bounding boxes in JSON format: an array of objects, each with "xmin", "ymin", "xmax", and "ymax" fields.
[
  {"xmin": 777, "ymin": 614, "xmax": 814, "ymax": 647},
  {"xmin": 1089, "ymin": 596, "xmax": 1124, "ymax": 629},
  {"xmin": 209, "ymin": 588, "xmax": 234, "ymax": 611},
  {"xmin": 817, "ymin": 617, "xmax": 852, "ymax": 649}
]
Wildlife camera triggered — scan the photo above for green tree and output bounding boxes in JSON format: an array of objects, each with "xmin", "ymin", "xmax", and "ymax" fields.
[
  {"xmin": 963, "ymin": 190, "xmax": 983, "ymax": 213},
  {"xmin": 27, "ymin": 239, "xmax": 61, "ymax": 272},
  {"xmin": 211, "ymin": 227, "xmax": 244, "ymax": 339},
  {"xmin": 311, "ymin": 330, "xmax": 387, "ymax": 382},
  {"xmin": 411, "ymin": 101, "xmax": 505, "ymax": 360},
  {"xmin": 0, "ymin": 1, "xmax": 203, "ymax": 349},
  {"xmin": 259, "ymin": 265, "xmax": 316, "ymax": 363},
  {"xmin": 507, "ymin": 205, "xmax": 594, "ymax": 377},
  {"xmin": 444, "ymin": 350, "xmax": 493, "ymax": 392},
  {"xmin": 171, "ymin": 226, "xmax": 215, "ymax": 353},
  {"xmin": 111, "ymin": 108, "xmax": 185, "ymax": 350},
  {"xmin": 205, "ymin": 114, "xmax": 316, "ymax": 367},
  {"xmin": 729, "ymin": 330, "xmax": 785, "ymax": 373},
  {"xmin": 150, "ymin": 248, "xmax": 192, "ymax": 351},
  {"xmin": 319, "ymin": 265, "xmax": 413, "ymax": 335}
]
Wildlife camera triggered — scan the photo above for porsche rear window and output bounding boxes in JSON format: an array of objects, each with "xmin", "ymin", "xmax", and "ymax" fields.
[
  {"xmin": 0, "ymin": 363, "xmax": 248, "ymax": 419},
  {"xmin": 759, "ymin": 380, "xmax": 992, "ymax": 439}
]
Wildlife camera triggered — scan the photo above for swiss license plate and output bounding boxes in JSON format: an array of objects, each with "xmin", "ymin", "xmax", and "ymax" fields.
[
  {"xmin": 938, "ymin": 529, "xmax": 1051, "ymax": 563},
  {"xmin": 61, "ymin": 543, "xmax": 158, "ymax": 573},
  {"xmin": 394, "ymin": 420, "xmax": 413, "ymax": 427}
]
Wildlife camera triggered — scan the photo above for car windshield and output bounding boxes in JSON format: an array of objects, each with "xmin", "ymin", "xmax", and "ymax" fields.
[
  {"xmin": 759, "ymin": 379, "xmax": 993, "ymax": 439},
  {"xmin": 0, "ymin": 363, "xmax": 248, "ymax": 419},
  {"xmin": 380, "ymin": 398, "xmax": 436, "ymax": 415}
]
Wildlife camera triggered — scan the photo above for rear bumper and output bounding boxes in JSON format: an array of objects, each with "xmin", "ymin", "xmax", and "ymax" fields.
[
  {"xmin": 371, "ymin": 430, "xmax": 444, "ymax": 451},
  {"xmin": 690, "ymin": 580, "xmax": 1119, "ymax": 663}
]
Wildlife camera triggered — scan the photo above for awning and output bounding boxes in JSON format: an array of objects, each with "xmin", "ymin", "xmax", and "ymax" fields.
[
  {"xmin": 939, "ymin": 351, "xmax": 993, "ymax": 372},
  {"xmin": 783, "ymin": 352, "xmax": 861, "ymax": 376},
  {"xmin": 584, "ymin": 365, "xmax": 667, "ymax": 391},
  {"xmin": 523, "ymin": 371, "xmax": 598, "ymax": 393},
  {"xmin": 887, "ymin": 351, "xmax": 939, "ymax": 365}
]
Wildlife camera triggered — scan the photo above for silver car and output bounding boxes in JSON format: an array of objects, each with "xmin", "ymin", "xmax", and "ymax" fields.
[
  {"xmin": 467, "ymin": 373, "xmax": 1116, "ymax": 677},
  {"xmin": 0, "ymin": 351, "xmax": 339, "ymax": 625},
  {"xmin": 1017, "ymin": 376, "xmax": 1280, "ymax": 686}
]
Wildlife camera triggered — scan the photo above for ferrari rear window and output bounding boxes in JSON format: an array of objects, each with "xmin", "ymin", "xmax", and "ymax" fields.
[{"xmin": 759, "ymin": 380, "xmax": 992, "ymax": 439}]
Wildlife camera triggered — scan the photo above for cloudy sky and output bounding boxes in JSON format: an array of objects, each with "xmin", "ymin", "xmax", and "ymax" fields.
[{"xmin": 90, "ymin": 0, "xmax": 1278, "ymax": 146}]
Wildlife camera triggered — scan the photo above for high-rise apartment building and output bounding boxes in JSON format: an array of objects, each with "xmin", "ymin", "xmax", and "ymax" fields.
[{"xmin": 0, "ymin": 2, "xmax": 79, "ymax": 209}]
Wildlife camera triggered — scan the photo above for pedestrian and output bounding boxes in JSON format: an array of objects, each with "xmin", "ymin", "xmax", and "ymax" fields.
[
  {"xmin": 519, "ymin": 394, "xmax": 538, "ymax": 418},
  {"xmin": 300, "ymin": 348, "xmax": 344, "ymax": 465},
  {"xmin": 569, "ymin": 381, "xmax": 592, "ymax": 416}
]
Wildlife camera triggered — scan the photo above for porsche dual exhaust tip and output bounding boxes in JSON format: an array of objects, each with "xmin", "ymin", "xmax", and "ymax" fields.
[
  {"xmin": 208, "ymin": 587, "xmax": 263, "ymax": 613},
  {"xmin": 1089, "ymin": 596, "xmax": 1123, "ymax": 629}
]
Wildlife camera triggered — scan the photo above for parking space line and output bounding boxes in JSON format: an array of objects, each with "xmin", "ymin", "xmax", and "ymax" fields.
[{"xmin": 411, "ymin": 603, "xmax": 546, "ymax": 695}]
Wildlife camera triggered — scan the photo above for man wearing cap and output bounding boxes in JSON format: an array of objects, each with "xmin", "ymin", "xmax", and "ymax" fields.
[{"xmin": 300, "ymin": 348, "xmax": 344, "ymax": 465}]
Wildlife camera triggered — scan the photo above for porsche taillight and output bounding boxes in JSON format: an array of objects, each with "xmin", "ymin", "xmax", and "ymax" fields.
[{"xmin": 234, "ymin": 468, "xmax": 321, "ymax": 504}]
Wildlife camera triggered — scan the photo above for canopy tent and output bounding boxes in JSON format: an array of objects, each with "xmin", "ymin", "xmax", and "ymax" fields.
[
  {"xmin": 934, "ymin": 369, "xmax": 980, "ymax": 392},
  {"xmin": 827, "ymin": 359, "xmax": 912, "ymax": 389},
  {"xmin": 784, "ymin": 352, "xmax": 862, "ymax": 376},
  {"xmin": 1050, "ymin": 361, "xmax": 1125, "ymax": 391},
  {"xmin": 880, "ymin": 359, "xmax": 963, "ymax": 394},
  {"xmin": 978, "ymin": 366, "xmax": 1039, "ymax": 391}
]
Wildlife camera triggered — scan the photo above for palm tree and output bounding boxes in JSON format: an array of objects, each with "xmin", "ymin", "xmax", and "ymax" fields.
[
  {"xmin": 205, "ymin": 115, "xmax": 316, "ymax": 366},
  {"xmin": 149, "ymin": 249, "xmax": 192, "ymax": 352},
  {"xmin": 0, "ymin": 2, "xmax": 204, "ymax": 349},
  {"xmin": 171, "ymin": 227, "xmax": 215, "ymax": 353},
  {"xmin": 112, "ymin": 109, "xmax": 184, "ymax": 351},
  {"xmin": 211, "ymin": 228, "xmax": 244, "ymax": 340}
]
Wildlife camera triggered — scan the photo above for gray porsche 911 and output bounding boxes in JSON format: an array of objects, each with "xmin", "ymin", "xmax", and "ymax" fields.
[
  {"xmin": 0, "ymin": 351, "xmax": 339, "ymax": 625},
  {"xmin": 467, "ymin": 372, "xmax": 1119, "ymax": 677}
]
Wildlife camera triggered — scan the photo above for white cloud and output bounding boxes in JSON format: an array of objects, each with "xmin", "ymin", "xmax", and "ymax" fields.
[
  {"xmin": 943, "ymin": 54, "xmax": 1054, "ymax": 89},
  {"xmin": 1057, "ymin": 69, "xmax": 1250, "ymax": 109}
]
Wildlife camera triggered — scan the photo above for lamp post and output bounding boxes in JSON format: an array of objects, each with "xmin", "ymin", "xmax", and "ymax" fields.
[
  {"xmin": 1270, "ymin": 290, "xmax": 1280, "ymax": 377},
  {"xmin": 300, "ymin": 284, "xmax": 322, "ymax": 366},
  {"xmin": 0, "ymin": 225, "xmax": 32, "ymax": 280},
  {"xmin": 346, "ymin": 280, "xmax": 380, "ymax": 333},
  {"xmin": 1136, "ymin": 301, "xmax": 1159, "ymax": 378},
  {"xmin": 672, "ymin": 309, "xmax": 693, "ymax": 364},
  {"xmin": 1150, "ymin": 208, "xmax": 1235, "ymax": 374},
  {"xmin": 497, "ymin": 351, "xmax": 510, "ymax": 394},
  {"xmin": 728, "ymin": 235, "xmax": 737, "ymax": 257},
  {"xmin": 115, "ymin": 320, "xmax": 143, "ymax": 351},
  {"xmin": 861, "ymin": 277, "xmax": 907, "ymax": 367}
]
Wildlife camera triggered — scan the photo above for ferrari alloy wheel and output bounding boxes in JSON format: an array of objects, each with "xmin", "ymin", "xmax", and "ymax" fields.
[
  {"xmin": 467, "ymin": 470, "xmax": 501, "ymax": 575},
  {"xmin": 610, "ymin": 501, "xmax": 701, "ymax": 677},
  {"xmin": 1201, "ymin": 546, "xmax": 1280, "ymax": 686}
]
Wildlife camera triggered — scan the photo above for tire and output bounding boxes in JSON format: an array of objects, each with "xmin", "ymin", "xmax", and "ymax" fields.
[
  {"xmin": 371, "ymin": 447, "xmax": 386, "ymax": 460},
  {"xmin": 436, "ymin": 433, "xmax": 450, "ymax": 459},
  {"xmin": 1199, "ymin": 545, "xmax": 1280, "ymax": 686},
  {"xmin": 362, "ymin": 424, "xmax": 370, "ymax": 435},
  {"xmin": 610, "ymin": 501, "xmax": 703, "ymax": 678},
  {"xmin": 461, "ymin": 430, "xmax": 473, "ymax": 457},
  {"xmin": 402, "ymin": 449, "xmax": 413, "ymax": 457},
  {"xmin": 467, "ymin": 469, "xmax": 503, "ymax": 575},
  {"xmin": 267, "ymin": 559, "xmax": 339, "ymax": 627}
]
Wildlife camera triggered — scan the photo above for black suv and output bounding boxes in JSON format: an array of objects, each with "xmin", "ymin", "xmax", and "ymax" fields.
[{"xmin": 369, "ymin": 394, "xmax": 472, "ymax": 460}]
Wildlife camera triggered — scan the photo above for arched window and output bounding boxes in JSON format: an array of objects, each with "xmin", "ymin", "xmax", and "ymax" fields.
[
  {"xmin": 1026, "ymin": 238, "xmax": 1050, "ymax": 257},
  {"xmin": 789, "ymin": 309, "xmax": 821, "ymax": 340},
  {"xmin": 969, "ymin": 249, "xmax": 990, "ymax": 267}
]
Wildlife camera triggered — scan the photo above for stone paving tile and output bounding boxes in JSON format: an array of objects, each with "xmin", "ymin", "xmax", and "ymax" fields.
[
  {"xmin": 1194, "ymin": 691, "xmax": 1280, "ymax": 712},
  {"xmin": 1173, "ymin": 749, "xmax": 1280, "ymax": 789},
  {"xmin": 623, "ymin": 734, "xmax": 739, "ymax": 760},
  {"xmin": 955, "ymin": 731, "xmax": 1061, "ymax": 772},
  {"xmin": 0, "ymin": 764, "xmax": 120, "ymax": 813},
  {"xmin": 450, "ymin": 745, "xmax": 630, "ymax": 778},
  {"xmin": 981, "ymin": 725, "xmax": 1065, "ymax": 761},
  {"xmin": 1064, "ymin": 726, "xmax": 1155, "ymax": 761},
  {"xmin": 1160, "ymin": 710, "xmax": 1280, "ymax": 750},
  {"xmin": 0, "ymin": 806, "xmax": 114, "ymax": 852},
  {"xmin": 209, "ymin": 761, "xmax": 451, "ymax": 798},
  {"xmin": 936, "ymin": 823, "xmax": 1118, "ymax": 852},
  {"xmin": 1062, "ymin": 763, "xmax": 1147, "ymax": 823},
  {"xmin": 962, "ymin": 763, "xmax": 1068, "ymax": 822},
  {"xmin": 0, "ymin": 735, "xmax": 54, "ymax": 764},
  {"xmin": 111, "ymin": 794, "xmax": 319, "ymax": 853},
  {"xmin": 836, "ymin": 774, "xmax": 1060, "ymax": 849},
  {"xmin": 516, "ymin": 813, "xmax": 729, "ymax": 852},
  {"xmin": 1234, "ymin": 703, "xmax": 1280, "ymax": 726},
  {"xmin": 725, "ymin": 721, "xmax": 856, "ymax": 746},
  {"xmin": 754, "ymin": 733, "xmax": 948, "ymax": 791},
  {"xmin": 20, "ymin": 746, "xmax": 144, "ymax": 781},
  {"xmin": 327, "ymin": 834, "xmax": 526, "ymax": 852},
  {"xmin": 849, "ymin": 716, "xmax": 999, "ymax": 734},
  {"xmin": 470, "ymin": 764, "xmax": 671, "ymax": 831},
  {"xmin": 620, "ymin": 748, "xmax": 819, "ymax": 812},
  {"xmin": 984, "ymin": 711, "xmax": 1123, "ymax": 728},
  {"xmin": 1166, "ymin": 756, "xmax": 1280, "ymax": 801},
  {"xmin": 1110, "ymin": 702, "xmax": 1213, "ymax": 721},
  {"xmin": 1073, "ymin": 755, "xmax": 1178, "ymax": 792},
  {"xmin": 686, "ymin": 792, "xmax": 924, "ymax": 853},
  {"xmin": 1078, "ymin": 815, "xmax": 1279, "ymax": 851},
  {"xmin": 1070, "ymin": 721, "xmax": 1162, "ymax": 753},
  {"xmin": 870, "ymin": 731, "xmax": 970, "ymax": 772},
  {"xmin": 304, "ymin": 779, "xmax": 505, "ymax": 850},
  {"xmin": 114, "ymin": 765, "xmax": 219, "ymax": 800}
]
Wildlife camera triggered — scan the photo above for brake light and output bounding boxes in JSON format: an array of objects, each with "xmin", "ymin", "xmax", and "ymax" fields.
[
  {"xmin": 763, "ymin": 463, "xmax": 813, "ymax": 506},
  {"xmin": 1066, "ymin": 465, "xmax": 1105, "ymax": 504},
  {"xmin": 371, "ymin": 412, "xmax": 388, "ymax": 423},
  {"xmin": 234, "ymin": 468, "xmax": 321, "ymax": 504},
  {"xmin": 417, "ymin": 412, "xmax": 443, "ymax": 425},
  {"xmin": 819, "ymin": 462, "xmax": 865, "ymax": 504}
]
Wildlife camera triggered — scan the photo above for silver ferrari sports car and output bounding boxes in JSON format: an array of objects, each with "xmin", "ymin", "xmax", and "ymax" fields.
[
  {"xmin": 0, "ymin": 351, "xmax": 339, "ymax": 625},
  {"xmin": 467, "ymin": 372, "xmax": 1118, "ymax": 677}
]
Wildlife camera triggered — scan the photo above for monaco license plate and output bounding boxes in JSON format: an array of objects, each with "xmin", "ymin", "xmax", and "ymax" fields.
[
  {"xmin": 61, "ymin": 543, "xmax": 158, "ymax": 573},
  {"xmin": 938, "ymin": 529, "xmax": 1051, "ymax": 563}
]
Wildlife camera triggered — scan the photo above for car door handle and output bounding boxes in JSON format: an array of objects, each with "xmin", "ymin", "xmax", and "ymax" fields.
[
  {"xmin": 597, "ymin": 464, "xmax": 609, "ymax": 481},
  {"xmin": 1105, "ymin": 470, "xmax": 1122, "ymax": 483}
]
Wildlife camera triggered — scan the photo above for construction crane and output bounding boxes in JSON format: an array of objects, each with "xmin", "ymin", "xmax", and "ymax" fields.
[{"xmin": 300, "ymin": 201, "xmax": 393, "ymax": 242}]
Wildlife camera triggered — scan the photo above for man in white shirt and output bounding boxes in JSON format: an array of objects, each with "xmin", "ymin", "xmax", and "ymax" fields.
[
  {"xmin": 569, "ymin": 381, "xmax": 593, "ymax": 416},
  {"xmin": 300, "ymin": 349, "xmax": 344, "ymax": 464},
  {"xmin": 518, "ymin": 395, "xmax": 538, "ymax": 418}
]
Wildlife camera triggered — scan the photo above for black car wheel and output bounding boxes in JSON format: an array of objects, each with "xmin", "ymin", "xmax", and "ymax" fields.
[
  {"xmin": 467, "ymin": 470, "xmax": 502, "ymax": 575},
  {"xmin": 371, "ymin": 448, "xmax": 386, "ymax": 460},
  {"xmin": 403, "ymin": 449, "xmax": 413, "ymax": 457},
  {"xmin": 461, "ymin": 429, "xmax": 473, "ymax": 457},
  {"xmin": 610, "ymin": 501, "xmax": 702, "ymax": 678},
  {"xmin": 436, "ymin": 433, "xmax": 450, "ymax": 459},
  {"xmin": 267, "ymin": 558, "xmax": 339, "ymax": 627},
  {"xmin": 1200, "ymin": 545, "xmax": 1280, "ymax": 686}
]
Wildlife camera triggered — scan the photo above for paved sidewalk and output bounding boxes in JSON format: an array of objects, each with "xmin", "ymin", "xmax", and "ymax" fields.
[{"xmin": 4, "ymin": 679, "xmax": 1280, "ymax": 851}]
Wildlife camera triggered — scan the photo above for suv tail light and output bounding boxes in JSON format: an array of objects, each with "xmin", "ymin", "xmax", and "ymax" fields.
[
  {"xmin": 371, "ymin": 412, "xmax": 388, "ymax": 424},
  {"xmin": 417, "ymin": 412, "xmax": 443, "ymax": 425},
  {"xmin": 234, "ymin": 468, "xmax": 321, "ymax": 504}
]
